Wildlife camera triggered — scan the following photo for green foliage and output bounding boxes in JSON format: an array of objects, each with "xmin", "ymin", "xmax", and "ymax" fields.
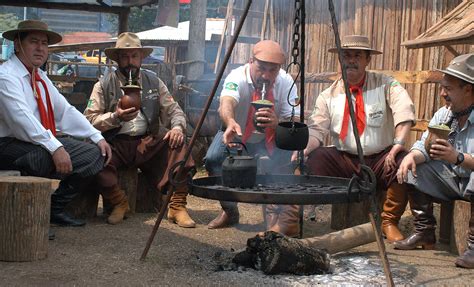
[
  {"xmin": 0, "ymin": 13, "xmax": 20, "ymax": 32},
  {"xmin": 106, "ymin": 1, "xmax": 228, "ymax": 34}
]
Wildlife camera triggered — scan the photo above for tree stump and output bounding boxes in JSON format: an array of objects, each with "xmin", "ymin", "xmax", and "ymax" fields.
[
  {"xmin": 65, "ymin": 182, "xmax": 99, "ymax": 219},
  {"xmin": 450, "ymin": 200, "xmax": 471, "ymax": 255},
  {"xmin": 118, "ymin": 168, "xmax": 138, "ymax": 214},
  {"xmin": 331, "ymin": 190, "xmax": 384, "ymax": 230},
  {"xmin": 135, "ymin": 171, "xmax": 162, "ymax": 213},
  {"xmin": 0, "ymin": 176, "xmax": 55, "ymax": 262}
]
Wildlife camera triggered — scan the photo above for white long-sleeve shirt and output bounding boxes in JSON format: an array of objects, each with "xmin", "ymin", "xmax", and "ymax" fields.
[{"xmin": 0, "ymin": 55, "xmax": 104, "ymax": 153}]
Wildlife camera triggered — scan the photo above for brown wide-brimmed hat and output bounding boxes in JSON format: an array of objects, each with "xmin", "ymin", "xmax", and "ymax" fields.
[
  {"xmin": 437, "ymin": 53, "xmax": 474, "ymax": 84},
  {"xmin": 2, "ymin": 19, "xmax": 62, "ymax": 45},
  {"xmin": 252, "ymin": 40, "xmax": 286, "ymax": 65},
  {"xmin": 328, "ymin": 35, "xmax": 382, "ymax": 55},
  {"xmin": 105, "ymin": 32, "xmax": 153, "ymax": 63}
]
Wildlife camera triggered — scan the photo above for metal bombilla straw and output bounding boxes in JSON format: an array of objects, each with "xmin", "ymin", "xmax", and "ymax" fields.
[{"xmin": 261, "ymin": 82, "xmax": 266, "ymax": 100}]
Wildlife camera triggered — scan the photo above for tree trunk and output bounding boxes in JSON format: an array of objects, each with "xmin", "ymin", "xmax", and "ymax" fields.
[
  {"xmin": 0, "ymin": 176, "xmax": 55, "ymax": 262},
  {"xmin": 186, "ymin": 0, "xmax": 207, "ymax": 81}
]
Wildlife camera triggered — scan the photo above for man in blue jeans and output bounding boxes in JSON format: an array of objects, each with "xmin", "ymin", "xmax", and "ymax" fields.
[{"xmin": 205, "ymin": 40, "xmax": 300, "ymax": 237}]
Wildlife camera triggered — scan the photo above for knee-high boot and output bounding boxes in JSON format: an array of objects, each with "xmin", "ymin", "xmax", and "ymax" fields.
[
  {"xmin": 265, "ymin": 204, "xmax": 300, "ymax": 238},
  {"xmin": 101, "ymin": 185, "xmax": 130, "ymax": 225},
  {"xmin": 455, "ymin": 201, "xmax": 474, "ymax": 269},
  {"xmin": 393, "ymin": 188, "xmax": 436, "ymax": 250},
  {"xmin": 382, "ymin": 183, "xmax": 409, "ymax": 242},
  {"xmin": 50, "ymin": 178, "xmax": 87, "ymax": 227},
  {"xmin": 167, "ymin": 185, "xmax": 196, "ymax": 228},
  {"xmin": 207, "ymin": 201, "xmax": 239, "ymax": 229}
]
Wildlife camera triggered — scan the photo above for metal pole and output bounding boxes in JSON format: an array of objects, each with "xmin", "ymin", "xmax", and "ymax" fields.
[
  {"xmin": 327, "ymin": 1, "xmax": 394, "ymax": 286},
  {"xmin": 140, "ymin": 0, "xmax": 254, "ymax": 261}
]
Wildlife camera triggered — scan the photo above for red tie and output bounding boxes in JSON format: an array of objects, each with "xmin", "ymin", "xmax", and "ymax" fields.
[
  {"xmin": 242, "ymin": 89, "xmax": 276, "ymax": 155},
  {"xmin": 31, "ymin": 69, "xmax": 56, "ymax": 136},
  {"xmin": 339, "ymin": 76, "xmax": 366, "ymax": 141}
]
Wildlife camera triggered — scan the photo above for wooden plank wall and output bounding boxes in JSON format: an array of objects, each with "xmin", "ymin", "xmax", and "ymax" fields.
[{"xmin": 229, "ymin": 0, "xmax": 473, "ymax": 145}]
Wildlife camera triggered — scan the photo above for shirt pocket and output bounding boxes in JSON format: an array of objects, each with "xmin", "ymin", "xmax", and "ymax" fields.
[{"xmin": 366, "ymin": 102, "xmax": 385, "ymax": 128}]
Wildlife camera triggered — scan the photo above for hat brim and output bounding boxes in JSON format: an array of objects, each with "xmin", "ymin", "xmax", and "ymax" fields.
[
  {"xmin": 2, "ymin": 28, "xmax": 62, "ymax": 45},
  {"xmin": 436, "ymin": 68, "xmax": 474, "ymax": 84},
  {"xmin": 328, "ymin": 47, "xmax": 382, "ymax": 55},
  {"xmin": 105, "ymin": 47, "xmax": 154, "ymax": 63}
]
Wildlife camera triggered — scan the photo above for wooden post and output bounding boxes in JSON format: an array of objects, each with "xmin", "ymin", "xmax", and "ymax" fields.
[
  {"xmin": 0, "ymin": 176, "xmax": 55, "ymax": 262},
  {"xmin": 186, "ymin": 0, "xmax": 207, "ymax": 81},
  {"xmin": 135, "ymin": 171, "xmax": 163, "ymax": 213},
  {"xmin": 450, "ymin": 200, "xmax": 471, "ymax": 255}
]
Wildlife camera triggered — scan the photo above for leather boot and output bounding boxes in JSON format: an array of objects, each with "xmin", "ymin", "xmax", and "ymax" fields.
[
  {"xmin": 382, "ymin": 183, "xmax": 409, "ymax": 242},
  {"xmin": 101, "ymin": 185, "xmax": 130, "ymax": 225},
  {"xmin": 167, "ymin": 185, "xmax": 196, "ymax": 228},
  {"xmin": 208, "ymin": 201, "xmax": 239, "ymax": 229},
  {"xmin": 455, "ymin": 201, "xmax": 474, "ymax": 269},
  {"xmin": 393, "ymin": 188, "xmax": 436, "ymax": 250},
  {"xmin": 266, "ymin": 205, "xmax": 300, "ymax": 238},
  {"xmin": 50, "ymin": 179, "xmax": 86, "ymax": 227}
]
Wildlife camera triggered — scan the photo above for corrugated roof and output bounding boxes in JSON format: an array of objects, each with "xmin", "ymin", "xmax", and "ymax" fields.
[{"xmin": 402, "ymin": 0, "xmax": 474, "ymax": 49}]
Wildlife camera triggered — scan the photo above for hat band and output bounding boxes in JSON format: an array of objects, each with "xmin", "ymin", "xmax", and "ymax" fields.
[{"xmin": 446, "ymin": 67, "xmax": 474, "ymax": 82}]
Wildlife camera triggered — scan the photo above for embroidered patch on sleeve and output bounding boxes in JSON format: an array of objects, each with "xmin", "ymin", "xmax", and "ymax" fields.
[
  {"xmin": 87, "ymin": 99, "xmax": 93, "ymax": 108},
  {"xmin": 225, "ymin": 82, "xmax": 238, "ymax": 91},
  {"xmin": 390, "ymin": 80, "xmax": 401, "ymax": 87}
]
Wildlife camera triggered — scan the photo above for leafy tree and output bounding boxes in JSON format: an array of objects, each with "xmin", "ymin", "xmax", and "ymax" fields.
[{"xmin": 106, "ymin": 0, "xmax": 228, "ymax": 34}]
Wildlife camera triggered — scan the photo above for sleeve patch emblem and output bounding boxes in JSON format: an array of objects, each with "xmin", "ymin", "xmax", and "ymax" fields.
[{"xmin": 225, "ymin": 82, "xmax": 238, "ymax": 91}]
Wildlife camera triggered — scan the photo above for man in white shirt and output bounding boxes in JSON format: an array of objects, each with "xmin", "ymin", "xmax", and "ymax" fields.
[
  {"xmin": 0, "ymin": 20, "xmax": 111, "ymax": 229},
  {"xmin": 205, "ymin": 40, "xmax": 301, "ymax": 237}
]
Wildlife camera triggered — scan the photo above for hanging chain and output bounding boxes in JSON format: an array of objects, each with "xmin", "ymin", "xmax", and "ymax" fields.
[
  {"xmin": 291, "ymin": 0, "xmax": 301, "ymax": 65},
  {"xmin": 286, "ymin": 0, "xmax": 302, "ymax": 121}
]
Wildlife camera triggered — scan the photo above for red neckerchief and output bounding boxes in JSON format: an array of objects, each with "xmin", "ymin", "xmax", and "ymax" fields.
[
  {"xmin": 29, "ymin": 67, "xmax": 56, "ymax": 136},
  {"xmin": 242, "ymin": 88, "xmax": 276, "ymax": 155},
  {"xmin": 339, "ymin": 75, "xmax": 366, "ymax": 141}
]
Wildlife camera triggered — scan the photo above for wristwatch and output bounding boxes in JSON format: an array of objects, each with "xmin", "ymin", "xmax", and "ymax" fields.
[
  {"xmin": 455, "ymin": 152, "xmax": 465, "ymax": 166},
  {"xmin": 393, "ymin": 138, "xmax": 405, "ymax": 146}
]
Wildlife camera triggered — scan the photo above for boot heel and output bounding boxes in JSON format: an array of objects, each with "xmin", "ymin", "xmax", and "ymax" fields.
[{"xmin": 422, "ymin": 243, "xmax": 435, "ymax": 250}]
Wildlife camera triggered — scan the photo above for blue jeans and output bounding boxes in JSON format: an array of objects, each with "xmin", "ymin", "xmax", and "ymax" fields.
[{"xmin": 204, "ymin": 130, "xmax": 294, "ymax": 176}]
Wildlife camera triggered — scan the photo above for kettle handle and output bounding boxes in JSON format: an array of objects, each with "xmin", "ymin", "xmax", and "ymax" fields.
[{"xmin": 225, "ymin": 141, "xmax": 249, "ymax": 156}]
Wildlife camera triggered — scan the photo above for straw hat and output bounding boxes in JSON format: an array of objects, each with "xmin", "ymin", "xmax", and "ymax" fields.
[
  {"xmin": 437, "ymin": 53, "xmax": 474, "ymax": 84},
  {"xmin": 252, "ymin": 40, "xmax": 286, "ymax": 65},
  {"xmin": 105, "ymin": 32, "xmax": 153, "ymax": 62},
  {"xmin": 328, "ymin": 35, "xmax": 382, "ymax": 55},
  {"xmin": 2, "ymin": 20, "xmax": 62, "ymax": 45}
]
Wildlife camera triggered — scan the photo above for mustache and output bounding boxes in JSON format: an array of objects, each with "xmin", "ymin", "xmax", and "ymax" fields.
[
  {"xmin": 344, "ymin": 63, "xmax": 359, "ymax": 70},
  {"xmin": 120, "ymin": 65, "xmax": 139, "ymax": 77}
]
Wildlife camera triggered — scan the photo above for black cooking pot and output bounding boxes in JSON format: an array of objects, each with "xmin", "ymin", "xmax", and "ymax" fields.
[
  {"xmin": 221, "ymin": 142, "xmax": 257, "ymax": 188},
  {"xmin": 275, "ymin": 121, "xmax": 309, "ymax": 150}
]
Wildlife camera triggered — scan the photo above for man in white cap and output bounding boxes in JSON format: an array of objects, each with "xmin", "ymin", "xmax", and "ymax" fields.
[
  {"xmin": 205, "ymin": 40, "xmax": 301, "ymax": 237},
  {"xmin": 300, "ymin": 35, "xmax": 416, "ymax": 242},
  {"xmin": 394, "ymin": 53, "xmax": 474, "ymax": 269},
  {"xmin": 0, "ymin": 20, "xmax": 112, "ymax": 230},
  {"xmin": 84, "ymin": 32, "xmax": 195, "ymax": 227}
]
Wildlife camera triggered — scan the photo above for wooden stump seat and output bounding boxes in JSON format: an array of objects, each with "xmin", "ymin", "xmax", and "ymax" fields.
[
  {"xmin": 0, "ymin": 176, "xmax": 56, "ymax": 262},
  {"xmin": 66, "ymin": 167, "xmax": 163, "ymax": 218}
]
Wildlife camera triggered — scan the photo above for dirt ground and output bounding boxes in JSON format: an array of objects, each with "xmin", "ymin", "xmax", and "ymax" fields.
[{"xmin": 1, "ymin": 193, "xmax": 473, "ymax": 286}]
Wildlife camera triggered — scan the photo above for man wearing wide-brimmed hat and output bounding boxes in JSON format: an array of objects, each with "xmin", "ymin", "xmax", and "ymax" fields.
[
  {"xmin": 394, "ymin": 53, "xmax": 474, "ymax": 269},
  {"xmin": 84, "ymin": 32, "xmax": 196, "ymax": 227},
  {"xmin": 204, "ymin": 40, "xmax": 301, "ymax": 237},
  {"xmin": 300, "ymin": 35, "xmax": 416, "ymax": 242},
  {"xmin": 0, "ymin": 20, "xmax": 112, "ymax": 231}
]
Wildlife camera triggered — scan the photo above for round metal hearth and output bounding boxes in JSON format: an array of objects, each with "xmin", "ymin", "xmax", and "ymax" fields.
[{"xmin": 190, "ymin": 174, "xmax": 367, "ymax": 204}]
